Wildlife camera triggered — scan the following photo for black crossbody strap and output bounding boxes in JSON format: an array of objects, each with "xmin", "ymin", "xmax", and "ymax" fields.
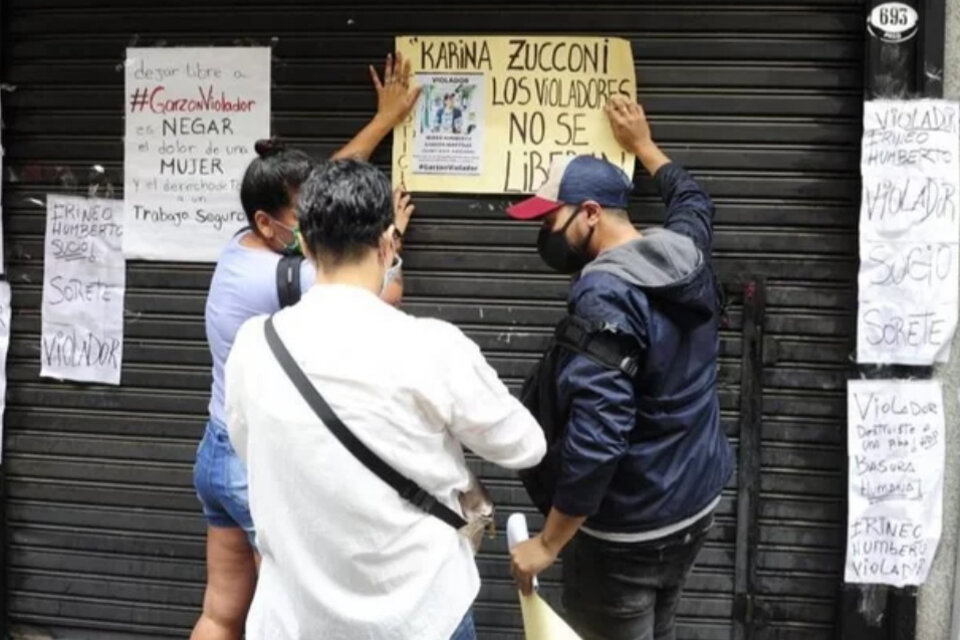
[
  {"xmin": 276, "ymin": 255, "xmax": 304, "ymax": 308},
  {"xmin": 263, "ymin": 316, "xmax": 467, "ymax": 530},
  {"xmin": 556, "ymin": 315, "xmax": 642, "ymax": 378}
]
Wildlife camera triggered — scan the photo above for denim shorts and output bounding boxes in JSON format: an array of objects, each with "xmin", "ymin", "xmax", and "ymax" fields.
[
  {"xmin": 449, "ymin": 610, "xmax": 476, "ymax": 640},
  {"xmin": 193, "ymin": 419, "xmax": 256, "ymax": 547}
]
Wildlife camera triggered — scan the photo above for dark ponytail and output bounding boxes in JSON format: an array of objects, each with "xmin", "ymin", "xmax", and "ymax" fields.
[
  {"xmin": 240, "ymin": 138, "xmax": 314, "ymax": 225},
  {"xmin": 254, "ymin": 138, "xmax": 285, "ymax": 158}
]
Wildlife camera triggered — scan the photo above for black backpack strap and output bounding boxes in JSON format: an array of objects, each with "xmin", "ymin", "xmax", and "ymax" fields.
[
  {"xmin": 555, "ymin": 315, "xmax": 641, "ymax": 378},
  {"xmin": 263, "ymin": 316, "xmax": 467, "ymax": 530},
  {"xmin": 276, "ymin": 255, "xmax": 305, "ymax": 308}
]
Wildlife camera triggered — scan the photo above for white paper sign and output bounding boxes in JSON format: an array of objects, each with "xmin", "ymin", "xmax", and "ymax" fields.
[
  {"xmin": 858, "ymin": 100, "xmax": 960, "ymax": 364},
  {"xmin": 41, "ymin": 196, "xmax": 125, "ymax": 385},
  {"xmin": 0, "ymin": 212, "xmax": 5, "ymax": 273},
  {"xmin": 1, "ymin": 86, "xmax": 5, "ymax": 274},
  {"xmin": 845, "ymin": 379, "xmax": 944, "ymax": 586},
  {"xmin": 0, "ymin": 282, "xmax": 11, "ymax": 463},
  {"xmin": 861, "ymin": 102, "xmax": 959, "ymax": 177},
  {"xmin": 123, "ymin": 47, "xmax": 270, "ymax": 262},
  {"xmin": 0, "ymin": 95, "xmax": 6, "ymax": 462}
]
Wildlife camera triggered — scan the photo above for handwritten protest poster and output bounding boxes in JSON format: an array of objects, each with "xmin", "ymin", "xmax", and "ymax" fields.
[
  {"xmin": 41, "ymin": 196, "xmax": 125, "ymax": 385},
  {"xmin": 0, "ymin": 282, "xmax": 10, "ymax": 462},
  {"xmin": 845, "ymin": 380, "xmax": 944, "ymax": 586},
  {"xmin": 124, "ymin": 48, "xmax": 270, "ymax": 262},
  {"xmin": 857, "ymin": 100, "xmax": 960, "ymax": 364},
  {"xmin": 392, "ymin": 36, "xmax": 636, "ymax": 194}
]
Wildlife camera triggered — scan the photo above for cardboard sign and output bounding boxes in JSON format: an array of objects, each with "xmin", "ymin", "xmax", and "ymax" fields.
[
  {"xmin": 123, "ymin": 47, "xmax": 270, "ymax": 262},
  {"xmin": 392, "ymin": 36, "xmax": 636, "ymax": 194}
]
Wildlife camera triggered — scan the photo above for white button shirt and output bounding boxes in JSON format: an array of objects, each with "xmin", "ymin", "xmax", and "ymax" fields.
[{"xmin": 226, "ymin": 284, "xmax": 546, "ymax": 640}]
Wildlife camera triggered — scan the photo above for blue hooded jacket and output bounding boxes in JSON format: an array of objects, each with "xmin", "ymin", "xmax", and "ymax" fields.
[{"xmin": 553, "ymin": 162, "xmax": 734, "ymax": 533}]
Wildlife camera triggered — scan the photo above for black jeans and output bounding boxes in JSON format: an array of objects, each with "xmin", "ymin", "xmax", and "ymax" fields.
[{"xmin": 561, "ymin": 513, "xmax": 713, "ymax": 640}]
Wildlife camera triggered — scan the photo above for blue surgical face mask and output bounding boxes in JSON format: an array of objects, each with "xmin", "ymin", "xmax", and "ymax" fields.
[{"xmin": 381, "ymin": 254, "xmax": 403, "ymax": 295}]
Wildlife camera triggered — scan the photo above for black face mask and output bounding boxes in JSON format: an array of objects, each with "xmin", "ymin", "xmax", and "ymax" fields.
[{"xmin": 537, "ymin": 209, "xmax": 593, "ymax": 274}]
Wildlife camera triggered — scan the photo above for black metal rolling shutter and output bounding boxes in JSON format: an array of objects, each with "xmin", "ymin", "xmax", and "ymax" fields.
[{"xmin": 1, "ymin": 2, "xmax": 862, "ymax": 638}]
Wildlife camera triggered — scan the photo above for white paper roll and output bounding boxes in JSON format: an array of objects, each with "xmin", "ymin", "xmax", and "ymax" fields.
[
  {"xmin": 507, "ymin": 512, "xmax": 530, "ymax": 550},
  {"xmin": 506, "ymin": 513, "xmax": 539, "ymax": 591}
]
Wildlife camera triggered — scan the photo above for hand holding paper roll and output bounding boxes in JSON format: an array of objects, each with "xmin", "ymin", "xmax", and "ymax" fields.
[
  {"xmin": 506, "ymin": 513, "xmax": 583, "ymax": 640},
  {"xmin": 507, "ymin": 513, "xmax": 540, "ymax": 590},
  {"xmin": 509, "ymin": 519, "xmax": 556, "ymax": 595}
]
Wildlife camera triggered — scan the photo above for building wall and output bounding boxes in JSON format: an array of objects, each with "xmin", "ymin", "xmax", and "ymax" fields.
[{"xmin": 918, "ymin": 2, "xmax": 960, "ymax": 639}]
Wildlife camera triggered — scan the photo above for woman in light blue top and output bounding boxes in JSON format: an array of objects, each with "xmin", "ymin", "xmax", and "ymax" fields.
[{"xmin": 190, "ymin": 53, "xmax": 421, "ymax": 640}]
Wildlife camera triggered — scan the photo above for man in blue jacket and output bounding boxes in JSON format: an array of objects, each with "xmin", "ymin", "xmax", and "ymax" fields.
[{"xmin": 510, "ymin": 96, "xmax": 734, "ymax": 640}]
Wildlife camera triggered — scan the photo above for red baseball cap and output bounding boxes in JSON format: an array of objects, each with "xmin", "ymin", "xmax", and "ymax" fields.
[
  {"xmin": 506, "ymin": 155, "xmax": 632, "ymax": 220},
  {"xmin": 505, "ymin": 156, "xmax": 572, "ymax": 220}
]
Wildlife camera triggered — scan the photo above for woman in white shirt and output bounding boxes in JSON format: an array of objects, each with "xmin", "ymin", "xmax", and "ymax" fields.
[{"xmin": 224, "ymin": 158, "xmax": 547, "ymax": 640}]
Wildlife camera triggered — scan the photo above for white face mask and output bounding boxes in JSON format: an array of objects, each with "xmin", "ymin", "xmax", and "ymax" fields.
[{"xmin": 381, "ymin": 254, "xmax": 402, "ymax": 295}]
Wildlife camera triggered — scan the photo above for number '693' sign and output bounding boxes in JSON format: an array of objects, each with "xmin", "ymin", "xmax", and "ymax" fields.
[{"xmin": 868, "ymin": 2, "xmax": 920, "ymax": 44}]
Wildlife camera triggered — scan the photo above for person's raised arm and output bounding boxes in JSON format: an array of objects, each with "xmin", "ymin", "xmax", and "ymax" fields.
[
  {"xmin": 606, "ymin": 96, "xmax": 715, "ymax": 252},
  {"xmin": 606, "ymin": 95, "xmax": 670, "ymax": 177},
  {"xmin": 332, "ymin": 52, "xmax": 422, "ymax": 161}
]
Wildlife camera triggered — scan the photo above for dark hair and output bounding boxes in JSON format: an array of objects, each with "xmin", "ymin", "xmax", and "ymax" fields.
[
  {"xmin": 298, "ymin": 159, "xmax": 394, "ymax": 264},
  {"xmin": 239, "ymin": 138, "xmax": 314, "ymax": 225}
]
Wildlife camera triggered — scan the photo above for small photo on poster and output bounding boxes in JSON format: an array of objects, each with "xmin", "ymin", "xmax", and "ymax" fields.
[{"xmin": 413, "ymin": 73, "xmax": 484, "ymax": 176}]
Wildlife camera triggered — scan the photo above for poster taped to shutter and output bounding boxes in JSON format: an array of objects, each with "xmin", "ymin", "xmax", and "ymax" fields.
[
  {"xmin": 392, "ymin": 36, "xmax": 636, "ymax": 194},
  {"xmin": 857, "ymin": 99, "xmax": 960, "ymax": 364},
  {"xmin": 123, "ymin": 47, "xmax": 271, "ymax": 262},
  {"xmin": 845, "ymin": 379, "xmax": 944, "ymax": 586},
  {"xmin": 0, "ymin": 282, "xmax": 11, "ymax": 462},
  {"xmin": 41, "ymin": 196, "xmax": 125, "ymax": 385},
  {"xmin": 1, "ymin": 87, "xmax": 5, "ymax": 273}
]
